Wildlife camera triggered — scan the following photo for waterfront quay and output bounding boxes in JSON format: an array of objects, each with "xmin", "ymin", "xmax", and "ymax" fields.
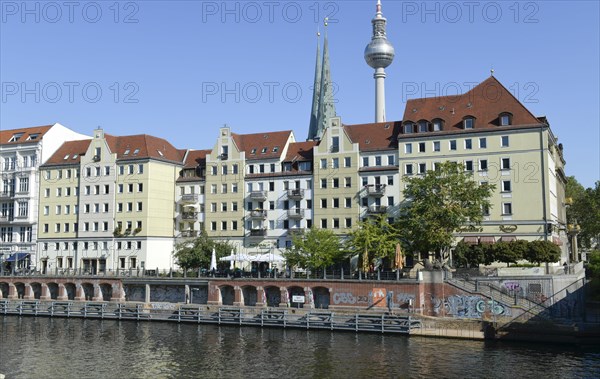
[{"xmin": 2, "ymin": 268, "xmax": 598, "ymax": 343}]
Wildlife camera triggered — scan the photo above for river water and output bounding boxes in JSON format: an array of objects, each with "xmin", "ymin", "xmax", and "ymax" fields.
[{"xmin": 1, "ymin": 316, "xmax": 599, "ymax": 379}]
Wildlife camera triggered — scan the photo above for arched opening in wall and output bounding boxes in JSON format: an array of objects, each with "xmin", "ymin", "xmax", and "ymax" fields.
[
  {"xmin": 242, "ymin": 286, "xmax": 257, "ymax": 306},
  {"xmin": 30, "ymin": 283, "xmax": 42, "ymax": 299},
  {"xmin": 312, "ymin": 287, "xmax": 330, "ymax": 309},
  {"xmin": 47, "ymin": 283, "xmax": 59, "ymax": 299},
  {"xmin": 0, "ymin": 282, "xmax": 8, "ymax": 299},
  {"xmin": 264, "ymin": 286, "xmax": 280, "ymax": 307},
  {"xmin": 190, "ymin": 286, "xmax": 208, "ymax": 304},
  {"xmin": 100, "ymin": 284, "xmax": 112, "ymax": 301},
  {"xmin": 64, "ymin": 283, "xmax": 76, "ymax": 300},
  {"xmin": 288, "ymin": 286, "xmax": 305, "ymax": 308},
  {"xmin": 14, "ymin": 283, "xmax": 25, "ymax": 299},
  {"xmin": 81, "ymin": 283, "xmax": 94, "ymax": 300},
  {"xmin": 220, "ymin": 285, "xmax": 235, "ymax": 306}
]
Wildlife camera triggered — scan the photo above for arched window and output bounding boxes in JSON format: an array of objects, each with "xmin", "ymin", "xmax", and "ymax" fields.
[
  {"xmin": 499, "ymin": 112, "xmax": 513, "ymax": 126},
  {"xmin": 463, "ymin": 116, "xmax": 476, "ymax": 129},
  {"xmin": 403, "ymin": 122, "xmax": 414, "ymax": 134},
  {"xmin": 432, "ymin": 118, "xmax": 444, "ymax": 132},
  {"xmin": 418, "ymin": 120, "xmax": 429, "ymax": 133}
]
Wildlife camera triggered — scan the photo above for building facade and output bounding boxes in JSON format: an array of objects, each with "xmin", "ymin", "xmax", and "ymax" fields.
[{"xmin": 0, "ymin": 123, "xmax": 90, "ymax": 270}]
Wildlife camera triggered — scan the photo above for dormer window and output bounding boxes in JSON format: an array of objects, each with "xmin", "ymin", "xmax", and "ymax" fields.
[
  {"xmin": 8, "ymin": 133, "xmax": 24, "ymax": 142},
  {"xmin": 27, "ymin": 134, "xmax": 39, "ymax": 140},
  {"xmin": 403, "ymin": 122, "xmax": 414, "ymax": 134},
  {"xmin": 272, "ymin": 146, "xmax": 279, "ymax": 153},
  {"xmin": 418, "ymin": 120, "xmax": 429, "ymax": 133},
  {"xmin": 261, "ymin": 147, "xmax": 268, "ymax": 154},
  {"xmin": 432, "ymin": 119, "xmax": 444, "ymax": 131},
  {"xmin": 133, "ymin": 149, "xmax": 140, "ymax": 155},
  {"xmin": 499, "ymin": 113, "xmax": 512, "ymax": 126},
  {"xmin": 463, "ymin": 117, "xmax": 475, "ymax": 129},
  {"xmin": 124, "ymin": 149, "xmax": 130, "ymax": 155},
  {"xmin": 251, "ymin": 148, "xmax": 257, "ymax": 155}
]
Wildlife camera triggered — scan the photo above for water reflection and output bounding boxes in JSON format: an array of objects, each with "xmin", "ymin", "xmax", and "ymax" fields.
[{"xmin": 1, "ymin": 316, "xmax": 599, "ymax": 379}]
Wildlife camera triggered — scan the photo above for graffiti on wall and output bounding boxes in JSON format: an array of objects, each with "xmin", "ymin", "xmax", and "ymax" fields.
[
  {"xmin": 432, "ymin": 295, "xmax": 511, "ymax": 318},
  {"xmin": 332, "ymin": 292, "xmax": 369, "ymax": 305}
]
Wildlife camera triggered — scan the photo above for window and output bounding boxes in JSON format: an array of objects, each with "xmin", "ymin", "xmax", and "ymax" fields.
[
  {"xmin": 387, "ymin": 176, "xmax": 394, "ymax": 185},
  {"xmin": 211, "ymin": 184, "xmax": 217, "ymax": 194},
  {"xmin": 56, "ymin": 188, "xmax": 62, "ymax": 197},
  {"xmin": 418, "ymin": 121, "xmax": 428, "ymax": 133},
  {"xmin": 388, "ymin": 196, "xmax": 394, "ymax": 206},
  {"xmin": 344, "ymin": 157, "xmax": 351, "ymax": 167},
  {"xmin": 332, "ymin": 158, "xmax": 339, "ymax": 169},
  {"xmin": 103, "ymin": 184, "xmax": 109, "ymax": 194},
  {"xmin": 95, "ymin": 166, "xmax": 100, "ymax": 176},
  {"xmin": 465, "ymin": 139, "xmax": 472, "ymax": 150},
  {"xmin": 432, "ymin": 119, "xmax": 443, "ymax": 131},
  {"xmin": 320, "ymin": 159, "xmax": 327, "ymax": 169},
  {"xmin": 479, "ymin": 137, "xmax": 487, "ymax": 148},
  {"xmin": 320, "ymin": 179, "xmax": 327, "ymax": 189},
  {"xmin": 362, "ymin": 157, "xmax": 369, "ymax": 167},
  {"xmin": 464, "ymin": 117, "xmax": 475, "ymax": 129},
  {"xmin": 211, "ymin": 203, "xmax": 217, "ymax": 212},
  {"xmin": 333, "ymin": 218, "xmax": 340, "ymax": 229},
  {"xmin": 232, "ymin": 183, "xmax": 238, "ymax": 193},
  {"xmin": 105, "ymin": 166, "xmax": 111, "ymax": 175},
  {"xmin": 138, "ymin": 183, "xmax": 143, "ymax": 192},
  {"xmin": 502, "ymin": 203, "xmax": 513, "ymax": 215},
  {"xmin": 222, "ymin": 165, "xmax": 228, "ymax": 175},
  {"xmin": 332, "ymin": 178, "xmax": 339, "ymax": 188},
  {"xmin": 222, "ymin": 184, "xmax": 227, "ymax": 194},
  {"xmin": 232, "ymin": 202, "xmax": 239, "ymax": 211},
  {"xmin": 418, "ymin": 143, "xmax": 426, "ymax": 153},
  {"xmin": 44, "ymin": 188, "xmax": 50, "ymax": 197},
  {"xmin": 137, "ymin": 202, "xmax": 143, "ymax": 211},
  {"xmin": 331, "ymin": 136, "xmax": 339, "ymax": 152},
  {"xmin": 221, "ymin": 202, "xmax": 227, "ymax": 212},
  {"xmin": 333, "ymin": 198, "xmax": 340, "ymax": 208},
  {"xmin": 19, "ymin": 178, "xmax": 29, "ymax": 193},
  {"xmin": 119, "ymin": 165, "xmax": 124, "ymax": 175},
  {"xmin": 501, "ymin": 136, "xmax": 509, "ymax": 147},
  {"xmin": 500, "ymin": 113, "xmax": 512, "ymax": 126},
  {"xmin": 502, "ymin": 180, "xmax": 512, "ymax": 192},
  {"xmin": 387, "ymin": 155, "xmax": 395, "ymax": 166},
  {"xmin": 433, "ymin": 141, "xmax": 440, "ymax": 152},
  {"xmin": 403, "ymin": 123, "xmax": 413, "ymax": 134},
  {"xmin": 268, "ymin": 182, "xmax": 274, "ymax": 191},
  {"xmin": 118, "ymin": 184, "xmax": 123, "ymax": 193},
  {"xmin": 321, "ymin": 219, "xmax": 327, "ymax": 228},
  {"xmin": 418, "ymin": 163, "xmax": 426, "ymax": 174},
  {"xmin": 449, "ymin": 140, "xmax": 457, "ymax": 151},
  {"xmin": 375, "ymin": 156, "xmax": 382, "ymax": 166},
  {"xmin": 232, "ymin": 221, "xmax": 238, "ymax": 230},
  {"xmin": 479, "ymin": 159, "xmax": 488, "ymax": 171},
  {"xmin": 44, "ymin": 206, "xmax": 49, "ymax": 215},
  {"xmin": 501, "ymin": 158, "xmax": 510, "ymax": 170},
  {"xmin": 345, "ymin": 177, "xmax": 352, "ymax": 188},
  {"xmin": 128, "ymin": 165, "xmax": 134, "ymax": 174},
  {"xmin": 465, "ymin": 160, "xmax": 474, "ymax": 171},
  {"xmin": 345, "ymin": 197, "xmax": 352, "ymax": 208},
  {"xmin": 221, "ymin": 221, "xmax": 227, "ymax": 231},
  {"xmin": 321, "ymin": 198, "xmax": 327, "ymax": 208},
  {"xmin": 232, "ymin": 164, "xmax": 238, "ymax": 174},
  {"xmin": 117, "ymin": 203, "xmax": 123, "ymax": 212},
  {"xmin": 345, "ymin": 218, "xmax": 352, "ymax": 228},
  {"xmin": 405, "ymin": 143, "xmax": 413, "ymax": 154},
  {"xmin": 362, "ymin": 177, "xmax": 368, "ymax": 186},
  {"xmin": 138, "ymin": 164, "xmax": 143, "ymax": 174},
  {"xmin": 405, "ymin": 164, "xmax": 414, "ymax": 175}
]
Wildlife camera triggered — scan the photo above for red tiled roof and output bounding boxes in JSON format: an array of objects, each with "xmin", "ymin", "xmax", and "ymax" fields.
[
  {"xmin": 0, "ymin": 125, "xmax": 53, "ymax": 145},
  {"xmin": 401, "ymin": 76, "xmax": 542, "ymax": 134},
  {"xmin": 104, "ymin": 134, "xmax": 185, "ymax": 162},
  {"xmin": 183, "ymin": 149, "xmax": 211, "ymax": 169},
  {"xmin": 284, "ymin": 141, "xmax": 317, "ymax": 162},
  {"xmin": 231, "ymin": 130, "xmax": 292, "ymax": 161},
  {"xmin": 43, "ymin": 139, "xmax": 91, "ymax": 165},
  {"xmin": 344, "ymin": 121, "xmax": 401, "ymax": 151}
]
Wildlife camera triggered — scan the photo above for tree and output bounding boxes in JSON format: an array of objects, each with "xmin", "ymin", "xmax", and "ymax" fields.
[
  {"xmin": 566, "ymin": 177, "xmax": 600, "ymax": 249},
  {"xmin": 493, "ymin": 241, "xmax": 522, "ymax": 267},
  {"xmin": 174, "ymin": 230, "xmax": 232, "ymax": 271},
  {"xmin": 346, "ymin": 215, "xmax": 400, "ymax": 271},
  {"xmin": 398, "ymin": 161, "xmax": 495, "ymax": 261},
  {"xmin": 523, "ymin": 240, "xmax": 561, "ymax": 264},
  {"xmin": 283, "ymin": 228, "xmax": 344, "ymax": 270}
]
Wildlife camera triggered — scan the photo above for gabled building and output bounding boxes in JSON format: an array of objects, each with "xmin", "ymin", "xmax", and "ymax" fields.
[
  {"xmin": 397, "ymin": 76, "xmax": 568, "ymax": 262},
  {"xmin": 0, "ymin": 123, "xmax": 89, "ymax": 271},
  {"xmin": 37, "ymin": 128, "xmax": 185, "ymax": 274}
]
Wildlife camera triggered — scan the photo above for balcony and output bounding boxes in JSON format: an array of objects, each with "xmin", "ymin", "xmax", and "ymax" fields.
[
  {"xmin": 0, "ymin": 215, "xmax": 11, "ymax": 222},
  {"xmin": 365, "ymin": 184, "xmax": 386, "ymax": 197},
  {"xmin": 180, "ymin": 194, "xmax": 199, "ymax": 203},
  {"xmin": 180, "ymin": 230, "xmax": 198, "ymax": 238},
  {"xmin": 250, "ymin": 191, "xmax": 268, "ymax": 201},
  {"xmin": 287, "ymin": 228, "xmax": 305, "ymax": 235},
  {"xmin": 220, "ymin": 153, "xmax": 228, "ymax": 160},
  {"xmin": 249, "ymin": 228, "xmax": 267, "ymax": 237},
  {"xmin": 181, "ymin": 212, "xmax": 199, "ymax": 220},
  {"xmin": 367, "ymin": 205, "xmax": 388, "ymax": 214},
  {"xmin": 287, "ymin": 208, "xmax": 305, "ymax": 219},
  {"xmin": 287, "ymin": 189, "xmax": 305, "ymax": 200},
  {"xmin": 249, "ymin": 209, "xmax": 268, "ymax": 219}
]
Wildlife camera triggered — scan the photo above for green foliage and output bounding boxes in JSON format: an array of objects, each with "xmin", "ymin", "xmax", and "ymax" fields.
[
  {"xmin": 174, "ymin": 230, "xmax": 232, "ymax": 270},
  {"xmin": 566, "ymin": 177, "xmax": 600, "ymax": 249},
  {"xmin": 347, "ymin": 215, "xmax": 400, "ymax": 270},
  {"xmin": 283, "ymin": 228, "xmax": 344, "ymax": 269},
  {"xmin": 586, "ymin": 250, "xmax": 600, "ymax": 278},
  {"xmin": 523, "ymin": 240, "xmax": 561, "ymax": 264},
  {"xmin": 493, "ymin": 241, "xmax": 522, "ymax": 266},
  {"xmin": 399, "ymin": 161, "xmax": 495, "ymax": 257},
  {"xmin": 452, "ymin": 241, "xmax": 494, "ymax": 267}
]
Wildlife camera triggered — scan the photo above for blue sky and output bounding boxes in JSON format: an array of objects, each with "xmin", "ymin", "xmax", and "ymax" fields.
[{"xmin": 1, "ymin": 0, "xmax": 599, "ymax": 187}]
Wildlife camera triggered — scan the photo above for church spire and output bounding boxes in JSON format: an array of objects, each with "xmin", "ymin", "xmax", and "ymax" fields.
[
  {"xmin": 314, "ymin": 18, "xmax": 336, "ymax": 140},
  {"xmin": 307, "ymin": 31, "xmax": 322, "ymax": 141}
]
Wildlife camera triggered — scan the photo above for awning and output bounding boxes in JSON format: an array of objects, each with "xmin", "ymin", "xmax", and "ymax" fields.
[
  {"xmin": 480, "ymin": 236, "xmax": 496, "ymax": 244},
  {"xmin": 5, "ymin": 253, "xmax": 30, "ymax": 262},
  {"xmin": 463, "ymin": 237, "xmax": 478, "ymax": 245},
  {"xmin": 552, "ymin": 236, "xmax": 563, "ymax": 246},
  {"xmin": 500, "ymin": 236, "xmax": 517, "ymax": 242}
]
